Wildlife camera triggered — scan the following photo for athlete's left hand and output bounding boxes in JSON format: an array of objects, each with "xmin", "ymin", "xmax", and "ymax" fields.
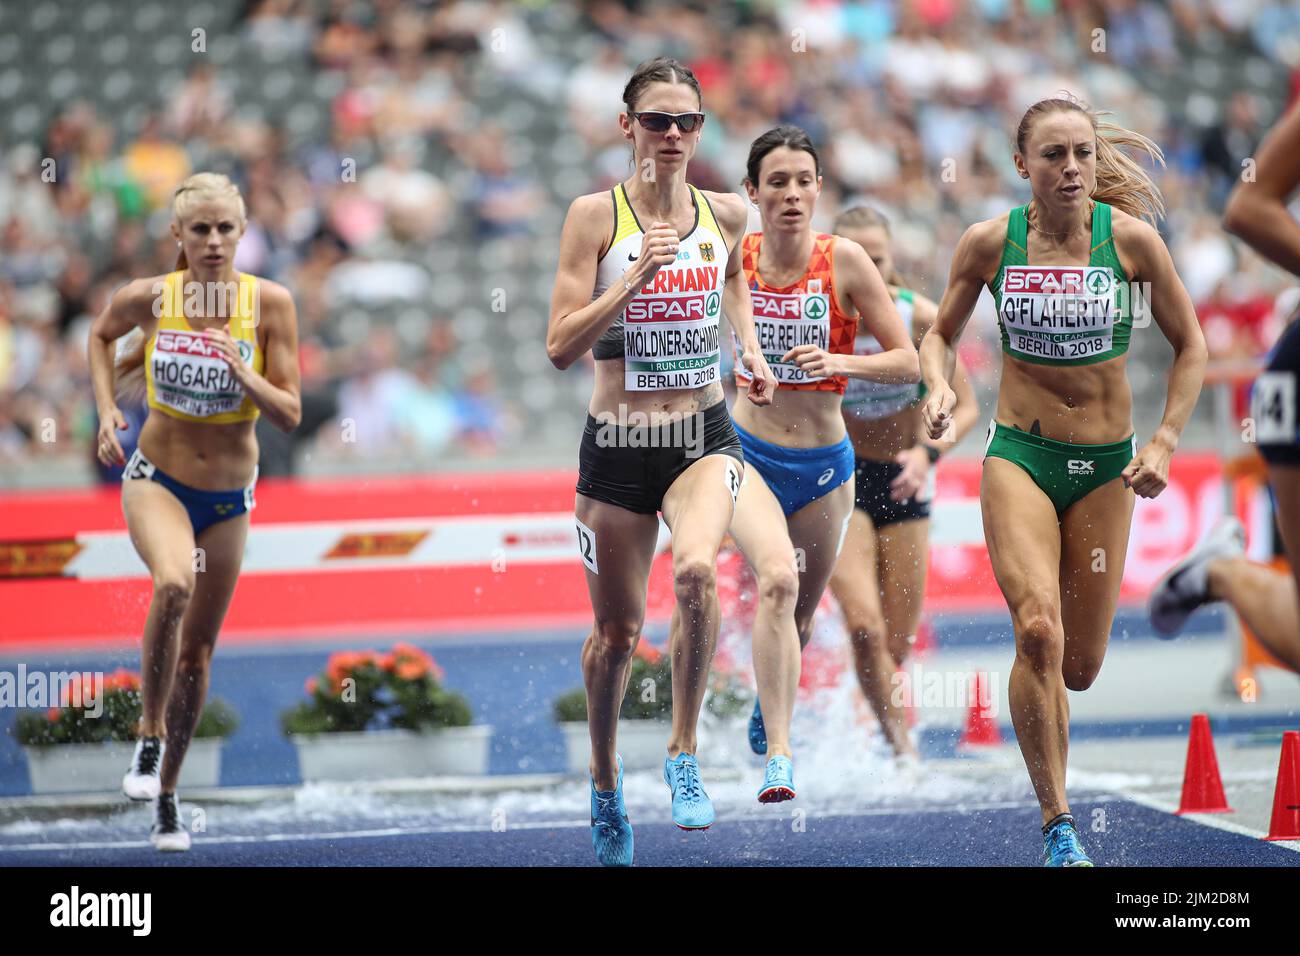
[
  {"xmin": 890, "ymin": 446, "xmax": 929, "ymax": 502},
  {"xmin": 1121, "ymin": 440, "xmax": 1172, "ymax": 498},
  {"xmin": 781, "ymin": 345, "xmax": 840, "ymax": 379},
  {"xmin": 203, "ymin": 327, "xmax": 252, "ymax": 386},
  {"xmin": 742, "ymin": 349, "xmax": 778, "ymax": 406}
]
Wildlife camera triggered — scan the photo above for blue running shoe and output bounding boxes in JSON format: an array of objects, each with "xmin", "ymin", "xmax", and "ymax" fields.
[
  {"xmin": 1042, "ymin": 816, "xmax": 1094, "ymax": 867},
  {"xmin": 590, "ymin": 755, "xmax": 633, "ymax": 867},
  {"xmin": 757, "ymin": 754, "xmax": 795, "ymax": 803},
  {"xmin": 747, "ymin": 699, "xmax": 767, "ymax": 755},
  {"xmin": 664, "ymin": 753, "xmax": 715, "ymax": 829}
]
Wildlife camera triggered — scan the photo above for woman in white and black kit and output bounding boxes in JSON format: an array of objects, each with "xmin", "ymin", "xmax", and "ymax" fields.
[{"xmin": 547, "ymin": 57, "xmax": 776, "ymax": 867}]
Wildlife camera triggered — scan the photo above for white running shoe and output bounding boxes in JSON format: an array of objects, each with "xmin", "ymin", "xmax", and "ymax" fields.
[
  {"xmin": 150, "ymin": 792, "xmax": 191, "ymax": 852},
  {"xmin": 894, "ymin": 751, "xmax": 922, "ymax": 783},
  {"xmin": 1148, "ymin": 517, "xmax": 1246, "ymax": 638},
  {"xmin": 122, "ymin": 736, "xmax": 164, "ymax": 801}
]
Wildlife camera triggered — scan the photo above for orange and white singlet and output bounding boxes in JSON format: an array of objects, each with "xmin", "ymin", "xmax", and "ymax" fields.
[
  {"xmin": 145, "ymin": 270, "xmax": 265, "ymax": 424},
  {"xmin": 733, "ymin": 232, "xmax": 858, "ymax": 394}
]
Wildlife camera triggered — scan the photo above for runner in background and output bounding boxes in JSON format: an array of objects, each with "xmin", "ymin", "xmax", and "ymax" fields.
[
  {"xmin": 1149, "ymin": 97, "xmax": 1300, "ymax": 675},
  {"xmin": 826, "ymin": 206, "xmax": 980, "ymax": 763},
  {"xmin": 88, "ymin": 172, "xmax": 301, "ymax": 851}
]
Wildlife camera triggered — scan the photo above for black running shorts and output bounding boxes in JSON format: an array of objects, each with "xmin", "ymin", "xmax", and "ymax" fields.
[
  {"xmin": 852, "ymin": 456, "xmax": 932, "ymax": 528},
  {"xmin": 576, "ymin": 400, "xmax": 745, "ymax": 514}
]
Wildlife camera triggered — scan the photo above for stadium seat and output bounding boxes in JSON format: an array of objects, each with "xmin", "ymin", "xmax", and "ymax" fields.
[
  {"xmin": 101, "ymin": 70, "xmax": 134, "ymax": 103},
  {"xmin": 43, "ymin": 35, "xmax": 75, "ymax": 66},
  {"xmin": 29, "ymin": 2, "xmax": 61, "ymax": 34},
  {"xmin": 452, "ymin": 307, "xmax": 485, "ymax": 342},
  {"xmin": 132, "ymin": 2, "xmax": 166, "ymax": 34},
  {"xmin": 100, "ymin": 34, "xmax": 131, "ymax": 66},
  {"xmin": 0, "ymin": 69, "xmax": 23, "ymax": 105},
  {"xmin": 79, "ymin": 3, "xmax": 113, "ymax": 33},
  {"xmin": 152, "ymin": 38, "xmax": 184, "ymax": 67},
  {"xmin": 47, "ymin": 69, "xmax": 80, "ymax": 102},
  {"xmin": 8, "ymin": 104, "xmax": 41, "ymax": 139},
  {"xmin": 263, "ymin": 69, "xmax": 295, "ymax": 101}
]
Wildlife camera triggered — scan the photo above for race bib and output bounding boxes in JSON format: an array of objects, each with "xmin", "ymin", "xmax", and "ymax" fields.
[
  {"xmin": 151, "ymin": 329, "xmax": 252, "ymax": 417},
  {"xmin": 623, "ymin": 265, "xmax": 722, "ymax": 391},
  {"xmin": 744, "ymin": 280, "xmax": 831, "ymax": 385},
  {"xmin": 1252, "ymin": 371, "xmax": 1296, "ymax": 445},
  {"xmin": 1000, "ymin": 266, "xmax": 1120, "ymax": 362},
  {"xmin": 122, "ymin": 447, "xmax": 155, "ymax": 481}
]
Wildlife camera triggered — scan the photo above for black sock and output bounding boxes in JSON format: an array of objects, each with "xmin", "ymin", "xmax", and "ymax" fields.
[{"xmin": 1043, "ymin": 812, "xmax": 1073, "ymax": 835}]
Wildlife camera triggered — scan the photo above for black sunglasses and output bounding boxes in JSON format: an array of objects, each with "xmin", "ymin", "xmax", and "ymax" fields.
[{"xmin": 631, "ymin": 111, "xmax": 705, "ymax": 133}]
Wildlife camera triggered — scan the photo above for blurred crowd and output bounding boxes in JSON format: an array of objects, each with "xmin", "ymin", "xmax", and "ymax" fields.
[{"xmin": 0, "ymin": 0, "xmax": 1298, "ymax": 480}]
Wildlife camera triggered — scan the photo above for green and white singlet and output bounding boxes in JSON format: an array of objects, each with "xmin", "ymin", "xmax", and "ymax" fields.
[
  {"xmin": 991, "ymin": 201, "xmax": 1131, "ymax": 366},
  {"xmin": 842, "ymin": 288, "xmax": 926, "ymax": 420}
]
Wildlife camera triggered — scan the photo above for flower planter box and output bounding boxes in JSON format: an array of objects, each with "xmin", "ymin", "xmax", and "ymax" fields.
[
  {"xmin": 560, "ymin": 720, "xmax": 670, "ymax": 775},
  {"xmin": 24, "ymin": 739, "xmax": 223, "ymax": 794},
  {"xmin": 290, "ymin": 725, "xmax": 494, "ymax": 782}
]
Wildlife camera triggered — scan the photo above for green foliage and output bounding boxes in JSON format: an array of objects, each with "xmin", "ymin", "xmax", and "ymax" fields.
[
  {"xmin": 14, "ymin": 687, "xmax": 238, "ymax": 747},
  {"xmin": 552, "ymin": 650, "xmax": 753, "ymax": 723},
  {"xmin": 281, "ymin": 650, "xmax": 472, "ymax": 736}
]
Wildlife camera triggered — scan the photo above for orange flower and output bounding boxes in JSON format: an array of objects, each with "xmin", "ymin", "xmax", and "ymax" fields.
[
  {"xmin": 47, "ymin": 707, "xmax": 61, "ymax": 722},
  {"xmin": 389, "ymin": 643, "xmax": 441, "ymax": 681},
  {"xmin": 379, "ymin": 653, "xmax": 397, "ymax": 672},
  {"xmin": 304, "ymin": 677, "xmax": 319, "ymax": 695},
  {"xmin": 634, "ymin": 641, "xmax": 662, "ymax": 664},
  {"xmin": 326, "ymin": 652, "xmax": 359, "ymax": 684},
  {"xmin": 112, "ymin": 669, "xmax": 141, "ymax": 692},
  {"xmin": 395, "ymin": 660, "xmax": 427, "ymax": 681}
]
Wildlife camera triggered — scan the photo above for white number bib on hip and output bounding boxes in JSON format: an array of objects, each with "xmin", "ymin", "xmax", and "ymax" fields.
[
  {"xmin": 1000, "ymin": 266, "xmax": 1119, "ymax": 362},
  {"xmin": 746, "ymin": 280, "xmax": 830, "ymax": 385},
  {"xmin": 151, "ymin": 329, "xmax": 251, "ymax": 417},
  {"xmin": 623, "ymin": 265, "xmax": 722, "ymax": 391},
  {"xmin": 1252, "ymin": 371, "xmax": 1296, "ymax": 445}
]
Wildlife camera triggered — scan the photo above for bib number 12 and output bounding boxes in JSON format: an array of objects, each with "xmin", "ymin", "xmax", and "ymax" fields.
[{"xmin": 575, "ymin": 516, "xmax": 599, "ymax": 574}]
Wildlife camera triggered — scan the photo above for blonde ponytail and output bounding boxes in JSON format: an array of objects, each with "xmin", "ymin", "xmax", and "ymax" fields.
[
  {"xmin": 113, "ymin": 327, "xmax": 147, "ymax": 406},
  {"xmin": 1016, "ymin": 95, "xmax": 1166, "ymax": 224}
]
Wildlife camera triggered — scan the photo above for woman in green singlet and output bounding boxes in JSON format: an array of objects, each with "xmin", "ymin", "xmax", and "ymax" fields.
[{"xmin": 919, "ymin": 96, "xmax": 1208, "ymax": 866}]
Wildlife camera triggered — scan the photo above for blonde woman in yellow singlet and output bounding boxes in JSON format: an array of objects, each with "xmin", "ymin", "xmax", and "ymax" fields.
[{"xmin": 87, "ymin": 172, "xmax": 301, "ymax": 852}]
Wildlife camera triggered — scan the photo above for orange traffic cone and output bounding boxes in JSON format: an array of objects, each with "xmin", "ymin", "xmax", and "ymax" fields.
[
  {"xmin": 1176, "ymin": 714, "xmax": 1233, "ymax": 814},
  {"xmin": 957, "ymin": 671, "xmax": 1002, "ymax": 751},
  {"xmin": 1264, "ymin": 730, "xmax": 1300, "ymax": 841}
]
